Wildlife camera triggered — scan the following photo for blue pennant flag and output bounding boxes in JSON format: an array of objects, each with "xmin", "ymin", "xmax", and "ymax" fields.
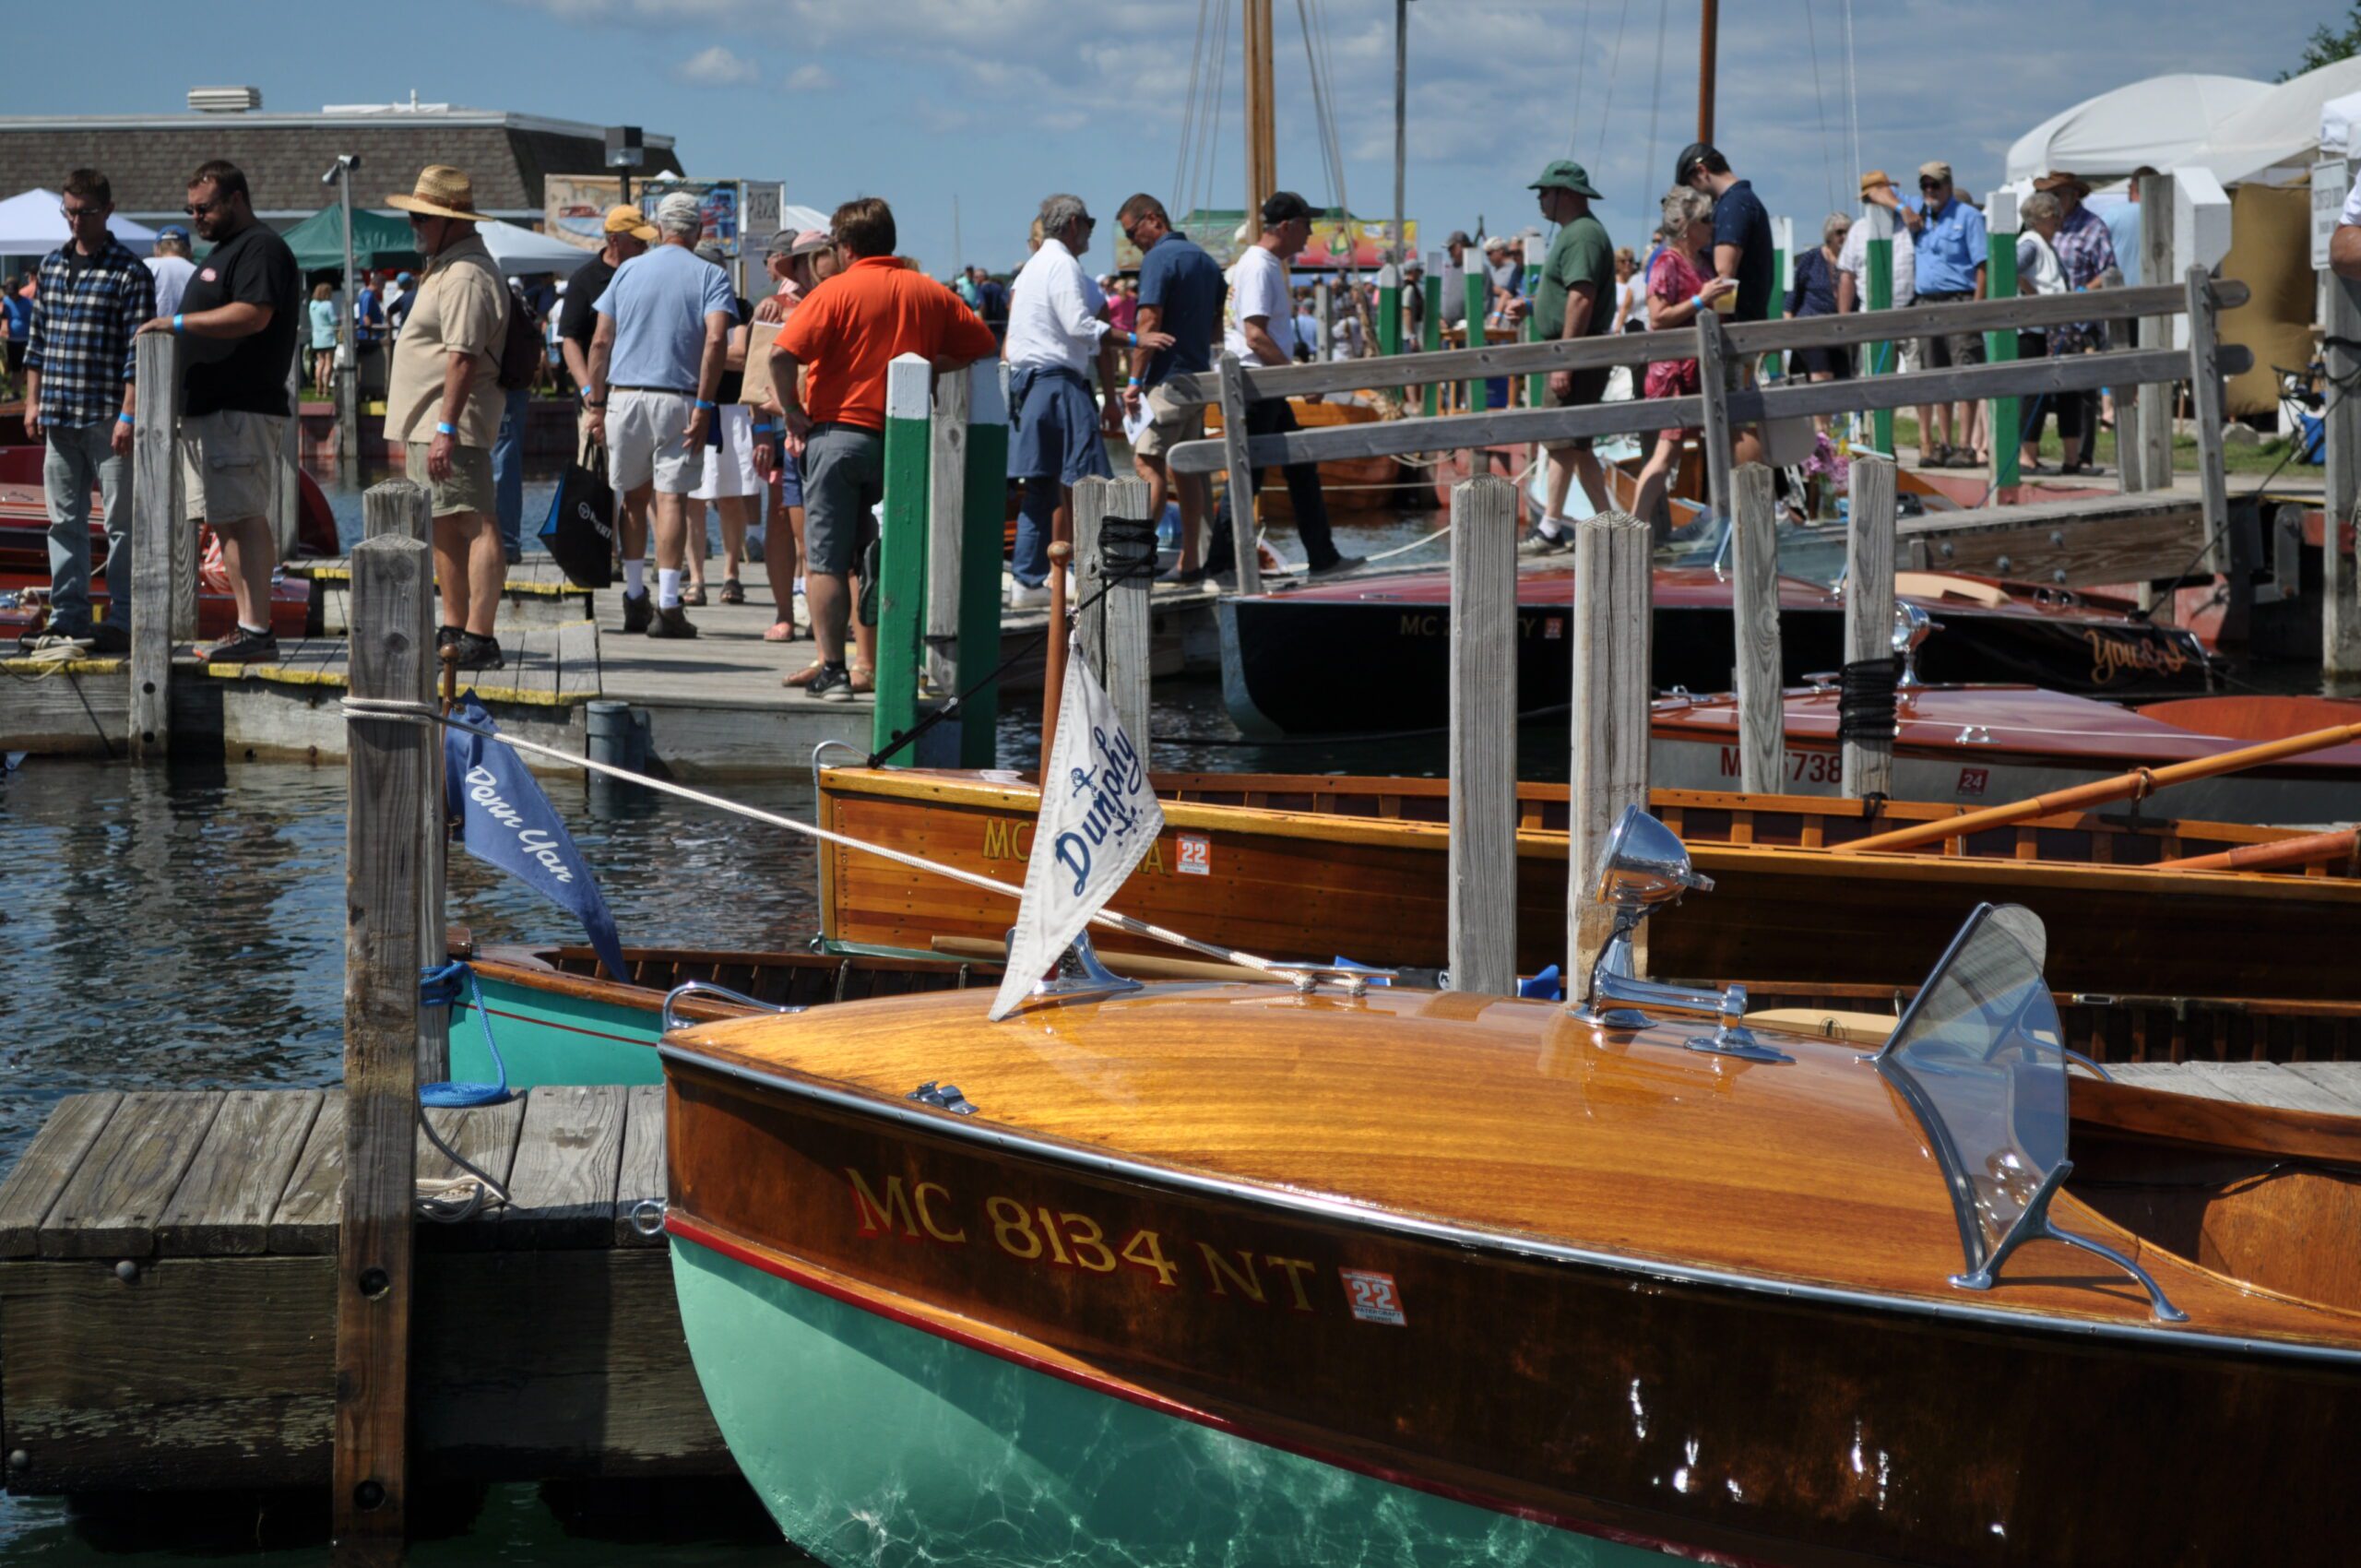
[{"xmin": 444, "ymin": 695, "xmax": 630, "ymax": 982}]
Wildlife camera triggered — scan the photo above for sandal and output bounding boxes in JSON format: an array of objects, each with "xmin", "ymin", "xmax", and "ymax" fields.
[
  {"xmin": 682, "ymin": 583, "xmax": 708, "ymax": 607},
  {"xmin": 781, "ymin": 660, "xmax": 828, "ymax": 688},
  {"xmin": 720, "ymin": 576, "xmax": 745, "ymax": 606},
  {"xmin": 849, "ymin": 663, "xmax": 876, "ymax": 695},
  {"xmin": 763, "ymin": 619, "xmax": 800, "ymax": 643}
]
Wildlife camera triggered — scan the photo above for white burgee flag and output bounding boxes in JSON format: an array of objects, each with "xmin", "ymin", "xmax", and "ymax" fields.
[{"xmin": 988, "ymin": 641, "xmax": 1165, "ymax": 1020}]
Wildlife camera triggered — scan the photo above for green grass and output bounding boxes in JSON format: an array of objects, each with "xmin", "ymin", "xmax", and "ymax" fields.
[{"xmin": 1891, "ymin": 414, "xmax": 2301, "ymax": 476}]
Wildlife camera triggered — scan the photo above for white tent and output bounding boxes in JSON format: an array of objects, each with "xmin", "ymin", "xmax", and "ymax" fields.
[
  {"xmin": 476, "ymin": 220, "xmax": 600, "ymax": 275},
  {"xmin": 2198, "ymin": 56, "xmax": 2361, "ymax": 183},
  {"xmin": 0, "ymin": 187, "xmax": 162, "ymax": 257},
  {"xmin": 2006, "ymin": 75, "xmax": 2272, "ymax": 183},
  {"xmin": 2325, "ymin": 89, "xmax": 2361, "ymax": 159}
]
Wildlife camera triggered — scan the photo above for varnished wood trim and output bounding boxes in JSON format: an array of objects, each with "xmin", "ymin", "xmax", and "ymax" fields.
[
  {"xmin": 657, "ymin": 1048, "xmax": 2361, "ymax": 1366},
  {"xmin": 2073, "ymin": 1077, "xmax": 2361, "ymax": 1169}
]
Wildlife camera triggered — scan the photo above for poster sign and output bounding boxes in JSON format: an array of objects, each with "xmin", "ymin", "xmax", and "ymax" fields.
[
  {"xmin": 2316, "ymin": 158, "xmax": 2352, "ymax": 273},
  {"xmin": 545, "ymin": 174, "xmax": 622, "ymax": 251},
  {"xmin": 639, "ymin": 178, "xmax": 742, "ymax": 257},
  {"xmin": 744, "ymin": 182, "xmax": 782, "ymax": 244}
]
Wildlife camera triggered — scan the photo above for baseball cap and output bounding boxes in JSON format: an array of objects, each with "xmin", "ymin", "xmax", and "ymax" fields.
[
  {"xmin": 1674, "ymin": 141, "xmax": 1720, "ymax": 184},
  {"xmin": 1260, "ymin": 190, "xmax": 1315, "ymax": 226},
  {"xmin": 155, "ymin": 223, "xmax": 190, "ymax": 242},
  {"xmin": 1918, "ymin": 160, "xmax": 1953, "ymax": 185},
  {"xmin": 601, "ymin": 203, "xmax": 658, "ymax": 241},
  {"xmin": 396, "ymin": 271, "xmax": 414, "ymax": 285},
  {"xmin": 1445, "ymin": 229, "xmax": 1472, "ymax": 247},
  {"xmin": 1859, "ymin": 169, "xmax": 1896, "ymax": 196},
  {"xmin": 694, "ymin": 242, "xmax": 727, "ymax": 267},
  {"xmin": 1527, "ymin": 158, "xmax": 1602, "ymax": 198},
  {"xmin": 656, "ymin": 191, "xmax": 703, "ymax": 232}
]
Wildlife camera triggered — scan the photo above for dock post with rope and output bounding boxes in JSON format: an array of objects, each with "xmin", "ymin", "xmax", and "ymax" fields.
[
  {"xmin": 1842, "ymin": 455, "xmax": 1899, "ymax": 800},
  {"xmin": 127, "ymin": 332, "xmax": 182, "ymax": 762}
]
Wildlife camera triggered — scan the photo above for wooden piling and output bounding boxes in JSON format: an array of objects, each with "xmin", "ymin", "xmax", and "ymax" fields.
[
  {"xmin": 1074, "ymin": 475, "xmax": 1153, "ymax": 748},
  {"xmin": 1421, "ymin": 254, "xmax": 1443, "ymax": 418},
  {"xmin": 1695, "ymin": 308, "xmax": 1736, "ymax": 526},
  {"xmin": 1568, "ymin": 510, "xmax": 1652, "ymax": 1004},
  {"xmin": 129, "ymin": 333, "xmax": 182, "ymax": 762},
  {"xmin": 1377, "ymin": 261, "xmax": 1402, "ymax": 358},
  {"xmin": 1447, "ymin": 477, "xmax": 1517, "ymax": 996},
  {"xmin": 2136, "ymin": 172, "xmax": 2177, "ymax": 499},
  {"xmin": 1040, "ymin": 540, "xmax": 1073, "ymax": 766},
  {"xmin": 335, "ymin": 532, "xmax": 433, "ymax": 1562},
  {"xmin": 275, "ymin": 351, "xmax": 303, "ymax": 557},
  {"xmin": 872, "ymin": 354, "xmax": 933, "ymax": 761},
  {"xmin": 925, "ymin": 363, "xmax": 971, "ymax": 695},
  {"xmin": 2183, "ymin": 266, "xmax": 2230, "ymax": 584},
  {"xmin": 2326, "ymin": 240, "xmax": 2361, "ymax": 691},
  {"xmin": 1216, "ymin": 351, "xmax": 1263, "ymax": 594},
  {"xmin": 1464, "ymin": 266, "xmax": 1489, "ymax": 413},
  {"xmin": 1728, "ymin": 463, "xmax": 1784, "ymax": 793},
  {"xmin": 1843, "ymin": 455, "xmax": 1899, "ymax": 799},
  {"xmin": 1862, "ymin": 204, "xmax": 1896, "ymax": 457},
  {"xmin": 956, "ymin": 362, "xmax": 1012, "ymax": 765},
  {"xmin": 1984, "ymin": 189, "xmax": 2023, "ymax": 492},
  {"xmin": 362, "ymin": 481, "xmax": 445, "ymax": 1080}
]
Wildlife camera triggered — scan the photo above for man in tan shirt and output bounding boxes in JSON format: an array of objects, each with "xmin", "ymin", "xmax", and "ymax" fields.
[{"xmin": 386, "ymin": 165, "xmax": 510, "ymax": 671}]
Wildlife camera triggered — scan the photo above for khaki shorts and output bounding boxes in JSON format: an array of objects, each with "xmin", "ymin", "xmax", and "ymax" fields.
[
  {"xmin": 179, "ymin": 410, "xmax": 286, "ymax": 525},
  {"xmin": 1132, "ymin": 381, "xmax": 1206, "ymax": 459},
  {"xmin": 608, "ymin": 387, "xmax": 703, "ymax": 495},
  {"xmin": 404, "ymin": 440, "xmax": 497, "ymax": 518}
]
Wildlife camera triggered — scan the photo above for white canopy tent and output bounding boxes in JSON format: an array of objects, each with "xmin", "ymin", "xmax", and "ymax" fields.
[
  {"xmin": 2324, "ymin": 89, "xmax": 2361, "ymax": 160},
  {"xmin": 0, "ymin": 187, "xmax": 162, "ymax": 257},
  {"xmin": 476, "ymin": 220, "xmax": 600, "ymax": 275},
  {"xmin": 2197, "ymin": 56, "xmax": 2361, "ymax": 184},
  {"xmin": 2005, "ymin": 76, "xmax": 2271, "ymax": 183}
]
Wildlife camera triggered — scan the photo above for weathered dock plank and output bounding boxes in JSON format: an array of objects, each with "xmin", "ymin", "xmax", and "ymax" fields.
[
  {"xmin": 40, "ymin": 1091, "xmax": 224, "ymax": 1260},
  {"xmin": 156, "ymin": 1089, "xmax": 324, "ymax": 1256},
  {"xmin": 0, "ymin": 1093, "xmax": 125, "ymax": 1258},
  {"xmin": 496, "ymin": 1084, "xmax": 628, "ymax": 1250},
  {"xmin": 268, "ymin": 1091, "xmax": 348, "ymax": 1254},
  {"xmin": 614, "ymin": 1084, "xmax": 667, "ymax": 1249}
]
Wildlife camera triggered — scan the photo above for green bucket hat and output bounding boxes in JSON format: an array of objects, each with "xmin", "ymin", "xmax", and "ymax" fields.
[{"xmin": 1529, "ymin": 159, "xmax": 1602, "ymax": 199}]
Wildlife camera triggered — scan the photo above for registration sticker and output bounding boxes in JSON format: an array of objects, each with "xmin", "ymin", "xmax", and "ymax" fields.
[
  {"xmin": 1176, "ymin": 834, "xmax": 1211, "ymax": 876},
  {"xmin": 1340, "ymin": 1268, "xmax": 1406, "ymax": 1325},
  {"xmin": 1957, "ymin": 767, "xmax": 1989, "ymax": 797}
]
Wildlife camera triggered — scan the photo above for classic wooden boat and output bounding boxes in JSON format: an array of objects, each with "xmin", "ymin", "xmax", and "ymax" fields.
[
  {"xmin": 817, "ymin": 766, "xmax": 2360, "ymax": 1001},
  {"xmin": 1215, "ymin": 563, "xmax": 2210, "ymax": 738},
  {"xmin": 659, "ymin": 837, "xmax": 2361, "ymax": 1566},
  {"xmin": 1652, "ymin": 683, "xmax": 2361, "ymax": 825},
  {"xmin": 1206, "ymin": 394, "xmax": 1426, "ymax": 520}
]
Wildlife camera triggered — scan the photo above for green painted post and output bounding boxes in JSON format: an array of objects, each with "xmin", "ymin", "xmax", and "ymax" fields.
[
  {"xmin": 1768, "ymin": 217, "xmax": 1791, "ymax": 385},
  {"xmin": 1864, "ymin": 205, "xmax": 1896, "ymax": 457},
  {"xmin": 1465, "ymin": 262, "xmax": 1489, "ymax": 412},
  {"xmin": 1522, "ymin": 235, "xmax": 1544, "ymax": 408},
  {"xmin": 1984, "ymin": 189, "xmax": 2023, "ymax": 491},
  {"xmin": 1377, "ymin": 261, "xmax": 1402, "ymax": 358},
  {"xmin": 955, "ymin": 362, "xmax": 1010, "ymax": 767},
  {"xmin": 1421, "ymin": 255, "xmax": 1443, "ymax": 418},
  {"xmin": 872, "ymin": 353, "xmax": 931, "ymax": 762}
]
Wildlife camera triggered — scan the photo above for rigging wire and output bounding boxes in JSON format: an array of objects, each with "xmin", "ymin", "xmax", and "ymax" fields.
[
  {"xmin": 1295, "ymin": 0, "xmax": 1347, "ymax": 218},
  {"xmin": 1172, "ymin": 0, "xmax": 1214, "ymax": 213},
  {"xmin": 1593, "ymin": 0, "xmax": 1633, "ymax": 174},
  {"xmin": 1842, "ymin": 0, "xmax": 1862, "ymax": 206},
  {"xmin": 1802, "ymin": 0, "xmax": 1838, "ymax": 218},
  {"xmin": 1643, "ymin": 0, "xmax": 1669, "ymax": 213},
  {"xmin": 1567, "ymin": 1, "xmax": 1595, "ymax": 160}
]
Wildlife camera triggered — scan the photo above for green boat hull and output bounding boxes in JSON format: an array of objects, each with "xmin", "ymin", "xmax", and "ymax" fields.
[
  {"xmin": 446, "ymin": 973, "xmax": 662, "ymax": 1089},
  {"xmin": 670, "ymin": 1231, "xmax": 1676, "ymax": 1568}
]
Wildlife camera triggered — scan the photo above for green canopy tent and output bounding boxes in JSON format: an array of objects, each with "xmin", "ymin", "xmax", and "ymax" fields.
[{"xmin": 274, "ymin": 206, "xmax": 419, "ymax": 274}]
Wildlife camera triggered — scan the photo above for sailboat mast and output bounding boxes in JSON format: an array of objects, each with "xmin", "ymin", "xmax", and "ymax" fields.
[
  {"xmin": 1243, "ymin": 0, "xmax": 1276, "ymax": 226},
  {"xmin": 1393, "ymin": 0, "xmax": 1407, "ymax": 274},
  {"xmin": 1697, "ymin": 0, "xmax": 1718, "ymax": 143}
]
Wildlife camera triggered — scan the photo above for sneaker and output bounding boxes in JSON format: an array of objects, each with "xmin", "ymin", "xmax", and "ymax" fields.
[
  {"xmin": 1519, "ymin": 527, "xmax": 1572, "ymax": 555},
  {"xmin": 719, "ymin": 576, "xmax": 745, "ymax": 606},
  {"xmin": 1157, "ymin": 564, "xmax": 1207, "ymax": 586},
  {"xmin": 620, "ymin": 591, "xmax": 654, "ymax": 634},
  {"xmin": 454, "ymin": 632, "xmax": 505, "ymax": 671},
  {"xmin": 1307, "ymin": 554, "xmax": 1366, "ymax": 578},
  {"xmin": 87, "ymin": 621, "xmax": 130, "ymax": 655},
  {"xmin": 682, "ymin": 583, "xmax": 708, "ymax": 607},
  {"xmin": 436, "ymin": 624, "xmax": 463, "ymax": 655},
  {"xmin": 806, "ymin": 661, "xmax": 855, "ymax": 703},
  {"xmin": 200, "ymin": 625, "xmax": 279, "ymax": 664},
  {"xmin": 1007, "ymin": 580, "xmax": 1050, "ymax": 610},
  {"xmin": 647, "ymin": 604, "xmax": 699, "ymax": 639}
]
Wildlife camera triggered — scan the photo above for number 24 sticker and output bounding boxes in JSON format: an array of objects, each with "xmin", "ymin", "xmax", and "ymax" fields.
[{"xmin": 1177, "ymin": 834, "xmax": 1211, "ymax": 876}]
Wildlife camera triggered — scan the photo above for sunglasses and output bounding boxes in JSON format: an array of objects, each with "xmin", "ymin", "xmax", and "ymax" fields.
[
  {"xmin": 60, "ymin": 205, "xmax": 104, "ymax": 222},
  {"xmin": 184, "ymin": 196, "xmax": 228, "ymax": 217},
  {"xmin": 1919, "ymin": 180, "xmax": 1947, "ymax": 191}
]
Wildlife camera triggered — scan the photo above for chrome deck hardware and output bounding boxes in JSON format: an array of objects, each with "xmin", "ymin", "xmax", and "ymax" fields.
[
  {"xmin": 907, "ymin": 1082, "xmax": 979, "ymax": 1115},
  {"xmin": 661, "ymin": 980, "xmax": 801, "ymax": 1034}
]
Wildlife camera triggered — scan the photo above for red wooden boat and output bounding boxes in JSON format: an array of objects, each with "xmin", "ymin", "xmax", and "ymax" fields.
[
  {"xmin": 1652, "ymin": 684, "xmax": 2361, "ymax": 826},
  {"xmin": 1216, "ymin": 563, "xmax": 2211, "ymax": 739},
  {"xmin": 0, "ymin": 445, "xmax": 332, "ymax": 642}
]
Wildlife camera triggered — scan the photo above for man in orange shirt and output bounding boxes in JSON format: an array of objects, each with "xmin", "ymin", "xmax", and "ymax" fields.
[{"xmin": 756, "ymin": 197, "xmax": 996, "ymax": 701}]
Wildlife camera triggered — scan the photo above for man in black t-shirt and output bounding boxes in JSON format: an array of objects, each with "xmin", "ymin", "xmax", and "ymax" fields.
[
  {"xmin": 136, "ymin": 159, "xmax": 301, "ymax": 663},
  {"xmin": 557, "ymin": 205, "xmax": 655, "ymax": 429}
]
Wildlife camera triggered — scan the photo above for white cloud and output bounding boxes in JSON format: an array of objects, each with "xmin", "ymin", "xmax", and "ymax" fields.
[
  {"xmin": 673, "ymin": 44, "xmax": 759, "ymax": 86},
  {"xmin": 786, "ymin": 63, "xmax": 836, "ymax": 91}
]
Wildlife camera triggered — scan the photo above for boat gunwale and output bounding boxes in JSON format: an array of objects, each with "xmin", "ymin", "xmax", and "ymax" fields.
[{"xmin": 658, "ymin": 1036, "xmax": 2361, "ymax": 1369}]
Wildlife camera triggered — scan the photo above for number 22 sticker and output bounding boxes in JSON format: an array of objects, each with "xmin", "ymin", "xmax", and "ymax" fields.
[
  {"xmin": 1340, "ymin": 1268, "xmax": 1406, "ymax": 1325},
  {"xmin": 1176, "ymin": 834, "xmax": 1211, "ymax": 876}
]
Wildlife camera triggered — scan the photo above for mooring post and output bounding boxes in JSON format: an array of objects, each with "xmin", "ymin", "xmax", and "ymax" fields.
[
  {"xmin": 1447, "ymin": 476, "xmax": 1518, "ymax": 995},
  {"xmin": 1568, "ymin": 510, "xmax": 1652, "ymax": 1004},
  {"xmin": 1313, "ymin": 279, "xmax": 1334, "ymax": 361},
  {"xmin": 1071, "ymin": 473, "xmax": 1110, "ymax": 698},
  {"xmin": 1074, "ymin": 475, "xmax": 1153, "ymax": 748},
  {"xmin": 129, "ymin": 332, "xmax": 183, "ymax": 762},
  {"xmin": 872, "ymin": 353, "xmax": 932, "ymax": 761},
  {"xmin": 955, "ymin": 362, "xmax": 1011, "ymax": 765},
  {"xmin": 1843, "ymin": 455, "xmax": 1899, "ymax": 800},
  {"xmin": 1729, "ymin": 462, "xmax": 1784, "ymax": 794},
  {"xmin": 2184, "ymin": 265, "xmax": 2231, "ymax": 595},
  {"xmin": 2325, "ymin": 181, "xmax": 2361, "ymax": 691},
  {"xmin": 1862, "ymin": 203, "xmax": 1896, "ymax": 457},
  {"xmin": 1376, "ymin": 259, "xmax": 1402, "ymax": 359},
  {"xmin": 335, "ymin": 531, "xmax": 431, "ymax": 1563},
  {"xmin": 1695, "ymin": 308, "xmax": 1736, "ymax": 527},
  {"xmin": 1464, "ymin": 263, "xmax": 1489, "ymax": 414},
  {"xmin": 1421, "ymin": 251, "xmax": 1444, "ymax": 418},
  {"xmin": 276, "ymin": 350, "xmax": 303, "ymax": 557},
  {"xmin": 1215, "ymin": 351, "xmax": 1264, "ymax": 595},
  {"xmin": 1984, "ymin": 189, "xmax": 2023, "ymax": 493},
  {"xmin": 1770, "ymin": 217, "xmax": 1792, "ymax": 326},
  {"xmin": 2136, "ymin": 172, "xmax": 2178, "ymax": 500},
  {"xmin": 924, "ymin": 363, "xmax": 970, "ymax": 696},
  {"xmin": 362, "ymin": 481, "xmax": 445, "ymax": 1077}
]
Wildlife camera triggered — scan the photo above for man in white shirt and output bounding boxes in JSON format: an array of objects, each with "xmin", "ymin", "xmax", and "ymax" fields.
[
  {"xmin": 1203, "ymin": 190, "xmax": 1360, "ymax": 583},
  {"xmin": 1835, "ymin": 170, "xmax": 1917, "ymax": 378},
  {"xmin": 1003, "ymin": 193, "xmax": 1130, "ymax": 605},
  {"xmin": 2335, "ymin": 165, "xmax": 2361, "ymax": 281},
  {"xmin": 143, "ymin": 225, "xmax": 197, "ymax": 318}
]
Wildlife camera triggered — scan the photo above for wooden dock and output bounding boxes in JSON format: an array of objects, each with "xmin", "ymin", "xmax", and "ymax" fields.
[
  {"xmin": 0, "ymin": 1085, "xmax": 727, "ymax": 1493},
  {"xmin": 2, "ymin": 1061, "xmax": 2355, "ymax": 1498}
]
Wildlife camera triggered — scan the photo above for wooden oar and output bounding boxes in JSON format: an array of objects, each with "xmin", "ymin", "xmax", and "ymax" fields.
[
  {"xmin": 1831, "ymin": 720, "xmax": 2361, "ymax": 857},
  {"xmin": 2153, "ymin": 827, "xmax": 2361, "ymax": 874}
]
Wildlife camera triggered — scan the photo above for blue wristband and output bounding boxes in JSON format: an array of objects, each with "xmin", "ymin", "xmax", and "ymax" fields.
[
  {"xmin": 172, "ymin": 314, "xmax": 184, "ymax": 335},
  {"xmin": 435, "ymin": 422, "xmax": 456, "ymax": 436},
  {"xmin": 117, "ymin": 412, "xmax": 134, "ymax": 426},
  {"xmin": 694, "ymin": 398, "xmax": 717, "ymax": 411},
  {"xmin": 1690, "ymin": 294, "xmax": 1703, "ymax": 314}
]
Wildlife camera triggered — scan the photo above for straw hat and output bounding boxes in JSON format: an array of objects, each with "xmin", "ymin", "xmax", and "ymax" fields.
[{"xmin": 386, "ymin": 166, "xmax": 483, "ymax": 223}]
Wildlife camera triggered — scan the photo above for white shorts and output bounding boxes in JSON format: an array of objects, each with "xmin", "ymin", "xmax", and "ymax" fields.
[
  {"xmin": 607, "ymin": 387, "xmax": 702, "ymax": 496},
  {"xmin": 691, "ymin": 403, "xmax": 762, "ymax": 501}
]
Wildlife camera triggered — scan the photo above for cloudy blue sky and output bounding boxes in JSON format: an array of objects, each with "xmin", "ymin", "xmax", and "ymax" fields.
[{"xmin": 22, "ymin": 0, "xmax": 2343, "ymax": 269}]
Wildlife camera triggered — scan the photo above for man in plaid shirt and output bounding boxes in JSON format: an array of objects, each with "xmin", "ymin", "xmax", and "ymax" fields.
[{"xmin": 23, "ymin": 167, "xmax": 153, "ymax": 651}]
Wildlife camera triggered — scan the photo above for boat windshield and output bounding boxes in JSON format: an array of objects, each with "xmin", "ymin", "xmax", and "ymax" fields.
[
  {"xmin": 1654, "ymin": 513, "xmax": 1848, "ymax": 587},
  {"xmin": 1874, "ymin": 905, "xmax": 2068, "ymax": 1277}
]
